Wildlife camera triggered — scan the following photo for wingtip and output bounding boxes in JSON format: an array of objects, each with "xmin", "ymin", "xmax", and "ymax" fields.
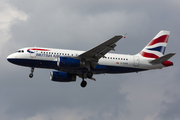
[
  {"xmin": 123, "ymin": 33, "xmax": 127, "ymax": 38},
  {"xmin": 114, "ymin": 35, "xmax": 124, "ymax": 39}
]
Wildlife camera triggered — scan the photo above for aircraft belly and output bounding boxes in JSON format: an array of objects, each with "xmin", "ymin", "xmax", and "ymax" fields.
[
  {"xmin": 7, "ymin": 58, "xmax": 57, "ymax": 69},
  {"xmin": 63, "ymin": 65, "xmax": 147, "ymax": 74},
  {"xmin": 104, "ymin": 66, "xmax": 147, "ymax": 73},
  {"xmin": 8, "ymin": 58, "xmax": 147, "ymax": 74}
]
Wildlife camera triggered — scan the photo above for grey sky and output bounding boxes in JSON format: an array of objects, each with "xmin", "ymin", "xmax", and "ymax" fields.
[{"xmin": 0, "ymin": 0, "xmax": 180, "ymax": 120}]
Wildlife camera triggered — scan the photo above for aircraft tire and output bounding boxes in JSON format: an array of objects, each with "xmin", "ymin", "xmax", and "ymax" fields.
[
  {"xmin": 29, "ymin": 73, "xmax": 33, "ymax": 78},
  {"xmin": 81, "ymin": 80, "xmax": 87, "ymax": 88},
  {"xmin": 86, "ymin": 71, "xmax": 93, "ymax": 78}
]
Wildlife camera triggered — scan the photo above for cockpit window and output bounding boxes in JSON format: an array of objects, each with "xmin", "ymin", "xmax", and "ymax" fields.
[{"xmin": 16, "ymin": 50, "xmax": 24, "ymax": 53}]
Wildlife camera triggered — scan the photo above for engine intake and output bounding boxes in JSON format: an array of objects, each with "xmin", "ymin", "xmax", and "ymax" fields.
[
  {"xmin": 57, "ymin": 57, "xmax": 85, "ymax": 68},
  {"xmin": 50, "ymin": 71, "xmax": 76, "ymax": 82}
]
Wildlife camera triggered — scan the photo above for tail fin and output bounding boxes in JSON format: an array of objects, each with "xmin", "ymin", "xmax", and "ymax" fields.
[{"xmin": 139, "ymin": 30, "xmax": 170, "ymax": 59}]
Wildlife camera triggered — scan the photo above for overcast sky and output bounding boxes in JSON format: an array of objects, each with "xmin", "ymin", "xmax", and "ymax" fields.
[{"xmin": 1, "ymin": 0, "xmax": 180, "ymax": 120}]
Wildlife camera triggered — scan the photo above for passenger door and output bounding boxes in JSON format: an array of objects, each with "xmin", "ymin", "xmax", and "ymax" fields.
[{"xmin": 133, "ymin": 56, "xmax": 139, "ymax": 67}]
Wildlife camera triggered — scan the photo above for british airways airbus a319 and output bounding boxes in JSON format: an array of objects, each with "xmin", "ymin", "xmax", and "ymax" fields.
[{"xmin": 7, "ymin": 30, "xmax": 175, "ymax": 87}]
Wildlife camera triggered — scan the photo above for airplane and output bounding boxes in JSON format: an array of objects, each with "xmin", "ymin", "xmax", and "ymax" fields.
[{"xmin": 7, "ymin": 30, "xmax": 175, "ymax": 88}]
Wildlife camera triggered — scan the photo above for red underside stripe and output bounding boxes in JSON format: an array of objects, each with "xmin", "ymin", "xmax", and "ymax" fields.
[
  {"xmin": 148, "ymin": 35, "xmax": 169, "ymax": 46},
  {"xmin": 140, "ymin": 51, "xmax": 159, "ymax": 58}
]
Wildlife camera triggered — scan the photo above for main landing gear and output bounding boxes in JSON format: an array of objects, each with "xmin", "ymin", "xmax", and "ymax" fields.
[
  {"xmin": 80, "ymin": 71, "xmax": 95, "ymax": 88},
  {"xmin": 81, "ymin": 79, "xmax": 87, "ymax": 88},
  {"xmin": 29, "ymin": 67, "xmax": 34, "ymax": 78},
  {"xmin": 86, "ymin": 71, "xmax": 93, "ymax": 78}
]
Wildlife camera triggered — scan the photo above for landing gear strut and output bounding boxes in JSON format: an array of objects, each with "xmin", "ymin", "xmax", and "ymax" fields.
[
  {"xmin": 80, "ymin": 75, "xmax": 87, "ymax": 88},
  {"xmin": 29, "ymin": 67, "xmax": 34, "ymax": 78},
  {"xmin": 80, "ymin": 72, "xmax": 94, "ymax": 88}
]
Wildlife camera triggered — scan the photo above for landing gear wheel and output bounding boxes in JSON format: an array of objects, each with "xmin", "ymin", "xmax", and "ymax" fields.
[
  {"xmin": 29, "ymin": 73, "xmax": 33, "ymax": 78},
  {"xmin": 29, "ymin": 67, "xmax": 34, "ymax": 78},
  {"xmin": 86, "ymin": 71, "xmax": 93, "ymax": 78},
  {"xmin": 81, "ymin": 80, "xmax": 87, "ymax": 88}
]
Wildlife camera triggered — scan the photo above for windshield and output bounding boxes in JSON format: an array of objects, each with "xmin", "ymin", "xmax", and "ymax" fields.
[{"xmin": 16, "ymin": 50, "xmax": 24, "ymax": 53}]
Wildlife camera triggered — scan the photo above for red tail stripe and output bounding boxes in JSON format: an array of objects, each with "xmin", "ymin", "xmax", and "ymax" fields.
[
  {"xmin": 148, "ymin": 35, "xmax": 169, "ymax": 46},
  {"xmin": 140, "ymin": 51, "xmax": 159, "ymax": 58}
]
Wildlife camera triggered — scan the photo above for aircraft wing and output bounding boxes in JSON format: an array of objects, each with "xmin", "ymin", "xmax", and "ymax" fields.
[{"xmin": 78, "ymin": 35, "xmax": 123, "ymax": 68}]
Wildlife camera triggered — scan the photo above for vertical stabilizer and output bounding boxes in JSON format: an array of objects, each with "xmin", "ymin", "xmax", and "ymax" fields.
[{"xmin": 139, "ymin": 30, "xmax": 170, "ymax": 59}]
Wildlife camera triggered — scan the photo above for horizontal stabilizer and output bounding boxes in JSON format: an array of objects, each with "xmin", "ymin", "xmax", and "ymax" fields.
[{"xmin": 149, "ymin": 53, "xmax": 176, "ymax": 64}]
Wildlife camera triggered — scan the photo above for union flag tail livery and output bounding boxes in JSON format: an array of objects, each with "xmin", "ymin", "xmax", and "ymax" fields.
[
  {"xmin": 139, "ymin": 30, "xmax": 170, "ymax": 59},
  {"xmin": 7, "ymin": 30, "xmax": 175, "ymax": 88}
]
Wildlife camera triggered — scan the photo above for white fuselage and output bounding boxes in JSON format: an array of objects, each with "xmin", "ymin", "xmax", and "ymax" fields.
[{"xmin": 7, "ymin": 47, "xmax": 165, "ymax": 75}]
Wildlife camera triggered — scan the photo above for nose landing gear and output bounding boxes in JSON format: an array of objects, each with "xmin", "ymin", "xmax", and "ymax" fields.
[{"xmin": 29, "ymin": 67, "xmax": 34, "ymax": 78}]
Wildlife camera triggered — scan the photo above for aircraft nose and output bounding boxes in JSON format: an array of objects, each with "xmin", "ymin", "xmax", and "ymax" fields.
[{"xmin": 7, "ymin": 54, "xmax": 15, "ymax": 63}]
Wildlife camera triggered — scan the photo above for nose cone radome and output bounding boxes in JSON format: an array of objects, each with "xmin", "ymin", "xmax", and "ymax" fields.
[{"xmin": 7, "ymin": 54, "xmax": 15, "ymax": 63}]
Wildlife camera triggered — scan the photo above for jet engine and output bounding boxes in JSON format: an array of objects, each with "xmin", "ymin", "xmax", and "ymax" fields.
[
  {"xmin": 50, "ymin": 71, "xmax": 76, "ymax": 82},
  {"xmin": 57, "ymin": 57, "xmax": 85, "ymax": 68}
]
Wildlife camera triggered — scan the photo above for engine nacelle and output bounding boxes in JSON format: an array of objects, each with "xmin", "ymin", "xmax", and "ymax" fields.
[
  {"xmin": 50, "ymin": 71, "xmax": 76, "ymax": 82},
  {"xmin": 57, "ymin": 57, "xmax": 85, "ymax": 68}
]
